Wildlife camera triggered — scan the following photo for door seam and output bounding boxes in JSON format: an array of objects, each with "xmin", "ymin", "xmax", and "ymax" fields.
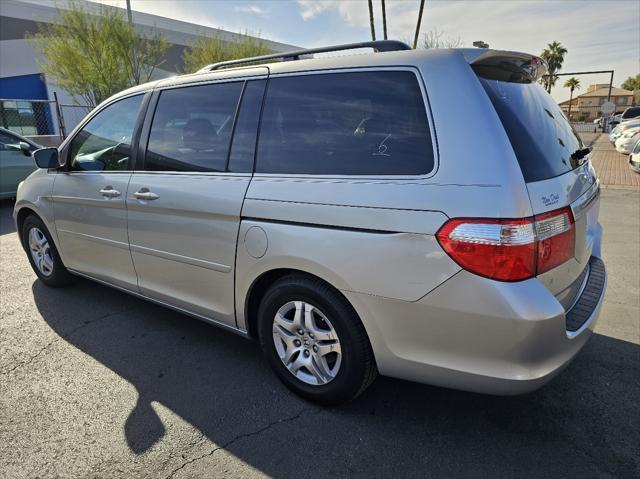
[{"xmin": 124, "ymin": 173, "xmax": 141, "ymax": 292}]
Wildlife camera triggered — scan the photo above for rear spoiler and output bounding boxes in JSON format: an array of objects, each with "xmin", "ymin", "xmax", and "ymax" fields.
[{"xmin": 460, "ymin": 49, "xmax": 548, "ymax": 84}]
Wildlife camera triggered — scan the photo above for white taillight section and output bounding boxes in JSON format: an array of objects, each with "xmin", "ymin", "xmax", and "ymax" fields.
[
  {"xmin": 535, "ymin": 210, "xmax": 572, "ymax": 240},
  {"xmin": 448, "ymin": 222, "xmax": 535, "ymax": 246}
]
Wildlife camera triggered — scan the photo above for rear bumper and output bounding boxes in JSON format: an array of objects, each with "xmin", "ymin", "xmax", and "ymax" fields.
[
  {"xmin": 629, "ymin": 156, "xmax": 640, "ymax": 173},
  {"xmin": 344, "ymin": 255, "xmax": 607, "ymax": 395}
]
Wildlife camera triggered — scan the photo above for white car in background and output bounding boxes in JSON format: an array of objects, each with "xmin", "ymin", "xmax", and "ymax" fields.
[
  {"xmin": 615, "ymin": 128, "xmax": 640, "ymax": 154},
  {"xmin": 610, "ymin": 120, "xmax": 640, "ymax": 144},
  {"xmin": 610, "ymin": 106, "xmax": 640, "ymax": 126},
  {"xmin": 629, "ymin": 138, "xmax": 640, "ymax": 173}
]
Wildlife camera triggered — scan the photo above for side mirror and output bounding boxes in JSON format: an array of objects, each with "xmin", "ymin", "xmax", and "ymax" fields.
[
  {"xmin": 19, "ymin": 141, "xmax": 31, "ymax": 157},
  {"xmin": 33, "ymin": 148, "xmax": 61, "ymax": 169}
]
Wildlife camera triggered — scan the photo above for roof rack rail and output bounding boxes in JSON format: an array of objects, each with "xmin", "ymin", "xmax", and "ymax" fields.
[{"xmin": 196, "ymin": 40, "xmax": 412, "ymax": 73}]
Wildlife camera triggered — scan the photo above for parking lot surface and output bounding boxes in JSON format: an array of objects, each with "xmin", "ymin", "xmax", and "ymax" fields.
[{"xmin": 1, "ymin": 170, "xmax": 639, "ymax": 477}]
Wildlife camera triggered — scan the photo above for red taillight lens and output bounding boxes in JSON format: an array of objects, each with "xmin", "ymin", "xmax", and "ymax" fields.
[
  {"xmin": 436, "ymin": 207, "xmax": 575, "ymax": 282},
  {"xmin": 436, "ymin": 218, "xmax": 536, "ymax": 281}
]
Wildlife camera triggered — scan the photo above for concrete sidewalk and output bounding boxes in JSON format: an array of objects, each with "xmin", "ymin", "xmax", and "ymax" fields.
[{"xmin": 590, "ymin": 134, "xmax": 640, "ymax": 189}]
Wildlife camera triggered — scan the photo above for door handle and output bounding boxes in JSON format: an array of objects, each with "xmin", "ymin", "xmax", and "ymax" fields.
[
  {"xmin": 134, "ymin": 188, "xmax": 159, "ymax": 201},
  {"xmin": 99, "ymin": 186, "xmax": 121, "ymax": 198}
]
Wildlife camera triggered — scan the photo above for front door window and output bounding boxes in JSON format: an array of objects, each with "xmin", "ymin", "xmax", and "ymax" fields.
[{"xmin": 68, "ymin": 95, "xmax": 143, "ymax": 171}]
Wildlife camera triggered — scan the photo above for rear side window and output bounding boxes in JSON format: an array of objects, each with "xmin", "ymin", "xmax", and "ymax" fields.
[
  {"xmin": 256, "ymin": 71, "xmax": 434, "ymax": 175},
  {"xmin": 0, "ymin": 131, "xmax": 17, "ymax": 148},
  {"xmin": 622, "ymin": 107, "xmax": 640, "ymax": 119},
  {"xmin": 479, "ymin": 78, "xmax": 585, "ymax": 182},
  {"xmin": 145, "ymin": 82, "xmax": 243, "ymax": 172}
]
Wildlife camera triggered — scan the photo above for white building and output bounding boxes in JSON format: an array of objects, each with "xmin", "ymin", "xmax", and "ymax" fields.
[{"xmin": 0, "ymin": 0, "xmax": 297, "ymax": 137}]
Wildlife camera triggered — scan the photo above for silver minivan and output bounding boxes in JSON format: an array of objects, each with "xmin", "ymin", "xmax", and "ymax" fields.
[{"xmin": 15, "ymin": 41, "xmax": 607, "ymax": 405}]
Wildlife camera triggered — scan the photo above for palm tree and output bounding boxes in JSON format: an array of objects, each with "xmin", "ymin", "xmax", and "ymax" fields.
[
  {"xmin": 381, "ymin": 0, "xmax": 388, "ymax": 40},
  {"xmin": 564, "ymin": 77, "xmax": 581, "ymax": 120},
  {"xmin": 540, "ymin": 41, "xmax": 568, "ymax": 93}
]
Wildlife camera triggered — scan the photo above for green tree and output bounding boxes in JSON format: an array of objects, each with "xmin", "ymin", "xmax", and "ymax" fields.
[
  {"xmin": 28, "ymin": 2, "xmax": 169, "ymax": 107},
  {"xmin": 621, "ymin": 74, "xmax": 640, "ymax": 105},
  {"xmin": 563, "ymin": 77, "xmax": 581, "ymax": 119},
  {"xmin": 182, "ymin": 32, "xmax": 272, "ymax": 73},
  {"xmin": 621, "ymin": 74, "xmax": 640, "ymax": 91},
  {"xmin": 540, "ymin": 41, "xmax": 568, "ymax": 93}
]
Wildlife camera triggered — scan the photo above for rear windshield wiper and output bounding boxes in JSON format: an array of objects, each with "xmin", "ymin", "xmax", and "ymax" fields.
[{"xmin": 571, "ymin": 146, "xmax": 592, "ymax": 161}]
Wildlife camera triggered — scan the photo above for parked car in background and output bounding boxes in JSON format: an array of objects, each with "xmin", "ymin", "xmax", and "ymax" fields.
[
  {"xmin": 629, "ymin": 138, "xmax": 640, "ymax": 174},
  {"xmin": 0, "ymin": 128, "xmax": 40, "ymax": 199},
  {"xmin": 13, "ymin": 42, "xmax": 607, "ymax": 405},
  {"xmin": 610, "ymin": 106, "xmax": 640, "ymax": 126},
  {"xmin": 609, "ymin": 120, "xmax": 640, "ymax": 144},
  {"xmin": 615, "ymin": 128, "xmax": 640, "ymax": 154}
]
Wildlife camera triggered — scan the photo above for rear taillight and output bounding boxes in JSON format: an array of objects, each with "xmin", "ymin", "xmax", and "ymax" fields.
[
  {"xmin": 436, "ymin": 207, "xmax": 575, "ymax": 282},
  {"xmin": 534, "ymin": 208, "xmax": 575, "ymax": 274}
]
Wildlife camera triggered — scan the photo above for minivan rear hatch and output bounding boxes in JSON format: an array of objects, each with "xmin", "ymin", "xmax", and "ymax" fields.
[{"xmin": 472, "ymin": 52, "xmax": 600, "ymax": 308}]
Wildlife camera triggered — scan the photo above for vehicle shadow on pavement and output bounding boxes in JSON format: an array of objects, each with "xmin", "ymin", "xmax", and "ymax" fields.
[
  {"xmin": 31, "ymin": 277, "xmax": 639, "ymax": 478},
  {"xmin": 0, "ymin": 199, "xmax": 16, "ymax": 236}
]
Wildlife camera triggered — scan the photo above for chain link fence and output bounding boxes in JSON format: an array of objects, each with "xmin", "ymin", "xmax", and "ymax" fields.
[
  {"xmin": 0, "ymin": 96, "xmax": 91, "ymax": 146},
  {"xmin": 561, "ymin": 105, "xmax": 603, "ymax": 130}
]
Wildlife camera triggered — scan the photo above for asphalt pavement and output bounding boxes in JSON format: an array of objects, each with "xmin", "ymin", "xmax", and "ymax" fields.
[{"xmin": 1, "ymin": 187, "xmax": 639, "ymax": 479}]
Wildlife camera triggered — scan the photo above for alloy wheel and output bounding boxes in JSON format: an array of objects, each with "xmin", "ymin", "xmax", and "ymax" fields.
[
  {"xmin": 272, "ymin": 300, "xmax": 342, "ymax": 385},
  {"xmin": 28, "ymin": 227, "xmax": 54, "ymax": 277}
]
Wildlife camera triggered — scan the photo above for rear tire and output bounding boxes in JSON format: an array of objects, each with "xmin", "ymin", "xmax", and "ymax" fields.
[
  {"xmin": 257, "ymin": 274, "xmax": 377, "ymax": 406},
  {"xmin": 21, "ymin": 214, "xmax": 74, "ymax": 287}
]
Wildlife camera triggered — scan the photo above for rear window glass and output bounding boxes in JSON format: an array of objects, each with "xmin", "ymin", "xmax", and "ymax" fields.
[
  {"xmin": 256, "ymin": 71, "xmax": 434, "ymax": 175},
  {"xmin": 479, "ymin": 78, "xmax": 585, "ymax": 182}
]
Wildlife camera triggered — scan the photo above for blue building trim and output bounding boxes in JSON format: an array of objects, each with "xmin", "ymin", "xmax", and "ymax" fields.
[
  {"xmin": 0, "ymin": 74, "xmax": 54, "ymax": 135},
  {"xmin": 0, "ymin": 73, "xmax": 49, "ymax": 100}
]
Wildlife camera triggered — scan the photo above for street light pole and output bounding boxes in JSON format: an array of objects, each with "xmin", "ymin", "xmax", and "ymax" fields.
[{"xmin": 413, "ymin": 0, "xmax": 425, "ymax": 49}]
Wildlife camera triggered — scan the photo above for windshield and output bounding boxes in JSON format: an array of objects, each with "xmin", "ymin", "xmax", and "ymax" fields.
[{"xmin": 479, "ymin": 78, "xmax": 585, "ymax": 182}]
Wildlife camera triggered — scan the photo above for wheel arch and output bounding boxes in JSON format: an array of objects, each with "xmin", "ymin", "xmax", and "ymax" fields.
[
  {"xmin": 242, "ymin": 267, "xmax": 360, "ymax": 341},
  {"xmin": 16, "ymin": 205, "xmax": 40, "ymax": 248},
  {"xmin": 15, "ymin": 203, "xmax": 62, "ymax": 257}
]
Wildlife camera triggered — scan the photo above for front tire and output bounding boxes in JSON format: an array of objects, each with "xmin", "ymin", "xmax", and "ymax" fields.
[
  {"xmin": 21, "ymin": 214, "xmax": 74, "ymax": 287},
  {"xmin": 257, "ymin": 274, "xmax": 377, "ymax": 406}
]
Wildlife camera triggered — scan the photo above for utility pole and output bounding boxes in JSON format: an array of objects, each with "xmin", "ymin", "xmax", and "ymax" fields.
[
  {"xmin": 413, "ymin": 0, "xmax": 425, "ymax": 49},
  {"xmin": 125, "ymin": 0, "xmax": 139, "ymax": 84},
  {"xmin": 367, "ymin": 0, "xmax": 376, "ymax": 41},
  {"xmin": 381, "ymin": 0, "xmax": 388, "ymax": 40},
  {"xmin": 126, "ymin": 0, "xmax": 133, "ymax": 24}
]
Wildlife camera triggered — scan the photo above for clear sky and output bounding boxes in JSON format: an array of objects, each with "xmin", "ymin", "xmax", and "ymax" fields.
[{"xmin": 97, "ymin": 0, "xmax": 639, "ymax": 103}]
